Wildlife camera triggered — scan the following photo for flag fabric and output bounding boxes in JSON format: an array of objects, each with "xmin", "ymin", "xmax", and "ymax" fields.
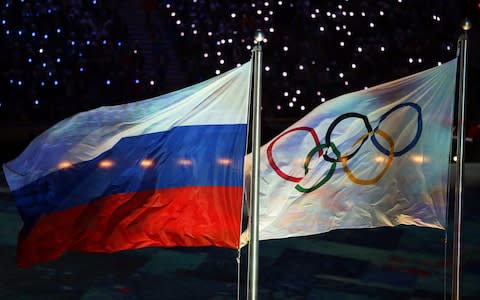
[
  {"xmin": 244, "ymin": 58, "xmax": 457, "ymax": 242},
  {"xmin": 3, "ymin": 61, "xmax": 252, "ymax": 267}
]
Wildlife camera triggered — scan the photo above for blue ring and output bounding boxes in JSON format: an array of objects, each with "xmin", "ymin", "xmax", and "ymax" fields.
[{"xmin": 371, "ymin": 103, "xmax": 422, "ymax": 156}]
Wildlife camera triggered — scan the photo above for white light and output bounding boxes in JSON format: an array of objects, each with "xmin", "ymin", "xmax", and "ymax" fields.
[
  {"xmin": 282, "ymin": 72, "xmax": 287, "ymax": 77},
  {"xmin": 340, "ymin": 41, "xmax": 344, "ymax": 47},
  {"xmin": 338, "ymin": 4, "xmax": 343, "ymax": 9},
  {"xmin": 453, "ymin": 155, "xmax": 457, "ymax": 162},
  {"xmin": 298, "ymin": 65, "xmax": 304, "ymax": 70},
  {"xmin": 335, "ymin": 26, "xmax": 340, "ymax": 31},
  {"xmin": 217, "ymin": 51, "xmax": 222, "ymax": 56},
  {"xmin": 276, "ymin": 105, "xmax": 281, "ymax": 110},
  {"xmin": 166, "ymin": 4, "xmax": 170, "ymax": 8},
  {"xmin": 215, "ymin": 70, "xmax": 220, "ymax": 75},
  {"xmin": 221, "ymin": 39, "xmax": 225, "ymax": 44},
  {"xmin": 319, "ymin": 26, "xmax": 325, "ymax": 31},
  {"xmin": 345, "ymin": 81, "xmax": 349, "ymax": 86},
  {"xmin": 269, "ymin": 27, "xmax": 275, "ymax": 32},
  {"xmin": 231, "ymin": 13, "xmax": 236, "ymax": 18},
  {"xmin": 208, "ymin": 31, "xmax": 212, "ymax": 36},
  {"xmin": 409, "ymin": 58, "xmax": 413, "ymax": 63},
  {"xmin": 332, "ymin": 13, "xmax": 336, "ymax": 18},
  {"xmin": 150, "ymin": 80, "xmax": 155, "ymax": 86},
  {"xmin": 106, "ymin": 79, "xmax": 111, "ymax": 85},
  {"xmin": 369, "ymin": 22, "xmax": 375, "ymax": 28},
  {"xmin": 176, "ymin": 20, "xmax": 181, "ymax": 25},
  {"xmin": 220, "ymin": 59, "xmax": 224, "ymax": 64},
  {"xmin": 34, "ymin": 99, "xmax": 39, "ymax": 105},
  {"xmin": 364, "ymin": 86, "xmax": 369, "ymax": 89},
  {"xmin": 265, "ymin": 66, "xmax": 270, "ymax": 71},
  {"xmin": 264, "ymin": 16, "xmax": 269, "ymax": 21},
  {"xmin": 357, "ymin": 47, "xmax": 362, "ymax": 52},
  {"xmin": 133, "ymin": 49, "xmax": 138, "ymax": 54},
  {"xmin": 351, "ymin": 63, "xmax": 356, "ymax": 69},
  {"xmin": 315, "ymin": 9, "xmax": 320, "ymax": 13},
  {"xmin": 342, "ymin": 25, "xmax": 347, "ymax": 29},
  {"xmin": 264, "ymin": 2, "xmax": 269, "ymax": 6},
  {"xmin": 56, "ymin": 58, "xmax": 61, "ymax": 63},
  {"xmin": 278, "ymin": 1, "xmax": 282, "ymax": 5},
  {"xmin": 321, "ymin": 97, "xmax": 326, "ymax": 102},
  {"xmin": 246, "ymin": 45, "xmax": 252, "ymax": 50},
  {"xmin": 339, "ymin": 73, "xmax": 344, "ymax": 78},
  {"xmin": 236, "ymin": 63, "xmax": 241, "ymax": 67},
  {"xmin": 171, "ymin": 12, "xmax": 176, "ymax": 17},
  {"xmin": 193, "ymin": 30, "xmax": 197, "ymax": 34},
  {"xmin": 316, "ymin": 91, "xmax": 321, "ymax": 96},
  {"xmin": 311, "ymin": 14, "xmax": 316, "ymax": 19},
  {"xmin": 180, "ymin": 32, "xmax": 184, "ymax": 36},
  {"xmin": 347, "ymin": 31, "xmax": 352, "ymax": 36},
  {"xmin": 380, "ymin": 11, "xmax": 384, "ymax": 16},
  {"xmin": 296, "ymin": 89, "xmax": 301, "ymax": 95},
  {"xmin": 326, "ymin": 12, "xmax": 331, "ymax": 16},
  {"xmin": 418, "ymin": 58, "xmax": 422, "ymax": 63},
  {"xmin": 283, "ymin": 92, "xmax": 289, "ymax": 97},
  {"xmin": 361, "ymin": 12, "xmax": 366, "ymax": 17},
  {"xmin": 398, "ymin": 0, "xmax": 402, "ymax": 2},
  {"xmin": 380, "ymin": 46, "xmax": 385, "ymax": 52},
  {"xmin": 228, "ymin": 38, "xmax": 232, "ymax": 43},
  {"xmin": 447, "ymin": 45, "xmax": 451, "ymax": 51},
  {"xmin": 288, "ymin": 102, "xmax": 294, "ymax": 107},
  {"xmin": 438, "ymin": 62, "xmax": 442, "ymax": 66},
  {"xmin": 301, "ymin": 105, "xmax": 305, "ymax": 111},
  {"xmin": 39, "ymin": 48, "xmax": 44, "ymax": 53},
  {"xmin": 292, "ymin": 97, "xmax": 297, "ymax": 102},
  {"xmin": 349, "ymin": 12, "xmax": 354, "ymax": 16},
  {"xmin": 283, "ymin": 46, "xmax": 288, "ymax": 51},
  {"xmin": 257, "ymin": 10, "xmax": 262, "ymax": 15}
]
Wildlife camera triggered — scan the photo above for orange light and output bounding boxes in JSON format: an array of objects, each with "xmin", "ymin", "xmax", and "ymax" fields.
[
  {"xmin": 178, "ymin": 159, "xmax": 193, "ymax": 166},
  {"xmin": 58, "ymin": 161, "xmax": 72, "ymax": 169},
  {"xmin": 98, "ymin": 159, "xmax": 114, "ymax": 169},
  {"xmin": 410, "ymin": 154, "xmax": 429, "ymax": 164},
  {"xmin": 140, "ymin": 159, "xmax": 154, "ymax": 168},
  {"xmin": 217, "ymin": 158, "xmax": 232, "ymax": 166},
  {"xmin": 374, "ymin": 156, "xmax": 385, "ymax": 163}
]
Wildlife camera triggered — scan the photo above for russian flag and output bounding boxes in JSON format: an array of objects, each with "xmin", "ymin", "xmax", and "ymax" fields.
[{"xmin": 3, "ymin": 61, "xmax": 252, "ymax": 268}]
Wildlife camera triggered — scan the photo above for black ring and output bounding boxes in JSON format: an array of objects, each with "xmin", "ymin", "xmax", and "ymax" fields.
[{"xmin": 323, "ymin": 112, "xmax": 373, "ymax": 162}]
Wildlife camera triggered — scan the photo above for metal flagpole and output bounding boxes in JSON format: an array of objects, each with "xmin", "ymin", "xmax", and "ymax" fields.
[
  {"xmin": 451, "ymin": 20, "xmax": 470, "ymax": 300},
  {"xmin": 247, "ymin": 30, "xmax": 264, "ymax": 300}
]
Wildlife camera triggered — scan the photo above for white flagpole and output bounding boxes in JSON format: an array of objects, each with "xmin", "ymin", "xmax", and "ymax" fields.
[
  {"xmin": 452, "ymin": 20, "xmax": 470, "ymax": 300},
  {"xmin": 247, "ymin": 30, "xmax": 264, "ymax": 300}
]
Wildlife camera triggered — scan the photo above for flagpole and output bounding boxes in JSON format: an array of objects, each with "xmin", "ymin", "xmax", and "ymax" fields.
[
  {"xmin": 452, "ymin": 20, "xmax": 470, "ymax": 300},
  {"xmin": 247, "ymin": 30, "xmax": 264, "ymax": 300}
]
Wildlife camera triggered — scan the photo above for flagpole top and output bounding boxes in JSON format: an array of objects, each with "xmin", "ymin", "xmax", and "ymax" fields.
[
  {"xmin": 462, "ymin": 18, "xmax": 472, "ymax": 31},
  {"xmin": 254, "ymin": 30, "xmax": 265, "ymax": 43}
]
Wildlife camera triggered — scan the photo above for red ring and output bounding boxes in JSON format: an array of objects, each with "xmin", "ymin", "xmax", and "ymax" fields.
[{"xmin": 266, "ymin": 126, "xmax": 322, "ymax": 183}]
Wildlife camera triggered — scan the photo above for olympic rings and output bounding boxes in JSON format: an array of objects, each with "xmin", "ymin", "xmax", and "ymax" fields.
[
  {"xmin": 267, "ymin": 126, "xmax": 321, "ymax": 183},
  {"xmin": 341, "ymin": 129, "xmax": 394, "ymax": 185},
  {"xmin": 371, "ymin": 102, "xmax": 422, "ymax": 156},
  {"xmin": 266, "ymin": 102, "xmax": 423, "ymax": 193},
  {"xmin": 295, "ymin": 143, "xmax": 340, "ymax": 193}
]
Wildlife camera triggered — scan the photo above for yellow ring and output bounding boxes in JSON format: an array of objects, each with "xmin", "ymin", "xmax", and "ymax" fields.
[{"xmin": 341, "ymin": 129, "xmax": 394, "ymax": 185}]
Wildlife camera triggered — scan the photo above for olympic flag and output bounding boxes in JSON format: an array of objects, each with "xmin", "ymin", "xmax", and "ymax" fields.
[
  {"xmin": 244, "ymin": 58, "xmax": 457, "ymax": 242},
  {"xmin": 3, "ymin": 61, "xmax": 252, "ymax": 267}
]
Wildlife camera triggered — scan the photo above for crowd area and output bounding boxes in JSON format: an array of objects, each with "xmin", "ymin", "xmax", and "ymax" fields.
[
  {"xmin": 1, "ymin": 0, "xmax": 479, "ymax": 143},
  {"xmin": 0, "ymin": 0, "xmax": 156, "ymax": 124},
  {"xmin": 158, "ymin": 0, "xmax": 460, "ymax": 117}
]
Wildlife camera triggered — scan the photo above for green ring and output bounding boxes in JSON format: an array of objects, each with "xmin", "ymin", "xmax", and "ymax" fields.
[{"xmin": 295, "ymin": 142, "xmax": 341, "ymax": 193}]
